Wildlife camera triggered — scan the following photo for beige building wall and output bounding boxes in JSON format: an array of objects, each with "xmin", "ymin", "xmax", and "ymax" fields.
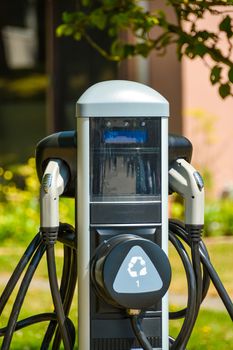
[
  {"xmin": 182, "ymin": 11, "xmax": 233, "ymax": 198},
  {"xmin": 149, "ymin": 0, "xmax": 182, "ymax": 135},
  {"xmin": 183, "ymin": 56, "xmax": 233, "ymax": 198}
]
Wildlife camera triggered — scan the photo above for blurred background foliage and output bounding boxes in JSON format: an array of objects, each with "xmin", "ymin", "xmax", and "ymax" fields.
[
  {"xmin": 57, "ymin": 0, "xmax": 233, "ymax": 98},
  {"xmin": 0, "ymin": 74, "xmax": 47, "ymax": 100},
  {"xmin": 171, "ymin": 193, "xmax": 233, "ymax": 237},
  {"xmin": 0, "ymin": 157, "xmax": 233, "ymax": 245}
]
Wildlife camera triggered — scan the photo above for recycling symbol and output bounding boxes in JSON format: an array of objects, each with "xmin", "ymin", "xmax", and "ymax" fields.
[
  {"xmin": 127, "ymin": 256, "xmax": 148, "ymax": 278},
  {"xmin": 113, "ymin": 246, "xmax": 163, "ymax": 294}
]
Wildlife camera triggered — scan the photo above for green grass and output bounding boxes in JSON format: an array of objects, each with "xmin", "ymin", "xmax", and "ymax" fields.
[
  {"xmin": 169, "ymin": 237, "xmax": 233, "ymax": 296},
  {"xmin": 0, "ymin": 238, "xmax": 232, "ymax": 349},
  {"xmin": 169, "ymin": 236, "xmax": 233, "ymax": 349},
  {"xmin": 0, "ymin": 244, "xmax": 64, "ymax": 278},
  {"xmin": 0, "ymin": 293, "xmax": 78, "ymax": 349},
  {"xmin": 170, "ymin": 309, "xmax": 233, "ymax": 350},
  {"xmin": 0, "ymin": 289, "xmax": 58, "ymax": 350},
  {"xmin": 0, "ymin": 243, "xmax": 77, "ymax": 349}
]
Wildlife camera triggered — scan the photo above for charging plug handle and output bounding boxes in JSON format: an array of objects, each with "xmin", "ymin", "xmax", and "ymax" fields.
[
  {"xmin": 40, "ymin": 159, "xmax": 70, "ymax": 234},
  {"xmin": 169, "ymin": 158, "xmax": 204, "ymax": 231}
]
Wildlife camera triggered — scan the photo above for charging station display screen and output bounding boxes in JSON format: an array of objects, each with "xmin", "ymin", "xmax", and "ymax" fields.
[
  {"xmin": 90, "ymin": 117, "xmax": 161, "ymax": 202},
  {"xmin": 103, "ymin": 130, "xmax": 148, "ymax": 144}
]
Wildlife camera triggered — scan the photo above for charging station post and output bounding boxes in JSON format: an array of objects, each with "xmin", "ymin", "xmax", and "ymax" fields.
[{"xmin": 76, "ymin": 80, "xmax": 171, "ymax": 350}]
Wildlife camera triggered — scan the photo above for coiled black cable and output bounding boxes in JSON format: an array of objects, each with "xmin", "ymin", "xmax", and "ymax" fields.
[
  {"xmin": 52, "ymin": 248, "xmax": 77, "ymax": 350},
  {"xmin": 130, "ymin": 314, "xmax": 154, "ymax": 350},
  {"xmin": 170, "ymin": 220, "xmax": 233, "ymax": 320},
  {"xmin": 41, "ymin": 224, "xmax": 77, "ymax": 349},
  {"xmin": 1, "ymin": 242, "xmax": 46, "ymax": 350},
  {"xmin": 171, "ymin": 221, "xmax": 204, "ymax": 333},
  {"xmin": 191, "ymin": 238, "xmax": 203, "ymax": 318},
  {"xmin": 0, "ymin": 313, "xmax": 57, "ymax": 336},
  {"xmin": 0, "ymin": 224, "xmax": 76, "ymax": 350},
  {"xmin": 46, "ymin": 243, "xmax": 73, "ymax": 350},
  {"xmin": 41, "ymin": 245, "xmax": 73, "ymax": 349},
  {"xmin": 199, "ymin": 248, "xmax": 233, "ymax": 319},
  {"xmin": 0, "ymin": 312, "xmax": 75, "ymax": 344},
  {"xmin": 0, "ymin": 232, "xmax": 41, "ymax": 316},
  {"xmin": 128, "ymin": 227, "xmax": 197, "ymax": 350},
  {"xmin": 169, "ymin": 234, "xmax": 210, "ymax": 321},
  {"xmin": 169, "ymin": 221, "xmax": 211, "ymax": 314},
  {"xmin": 169, "ymin": 231, "xmax": 197, "ymax": 350},
  {"xmin": 130, "ymin": 219, "xmax": 233, "ymax": 350}
]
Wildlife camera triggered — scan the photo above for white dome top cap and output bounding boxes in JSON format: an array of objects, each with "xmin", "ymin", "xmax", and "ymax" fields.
[{"xmin": 76, "ymin": 80, "xmax": 169, "ymax": 117}]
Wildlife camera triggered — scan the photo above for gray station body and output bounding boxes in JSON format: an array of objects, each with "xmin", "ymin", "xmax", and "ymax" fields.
[{"xmin": 76, "ymin": 80, "xmax": 169, "ymax": 350}]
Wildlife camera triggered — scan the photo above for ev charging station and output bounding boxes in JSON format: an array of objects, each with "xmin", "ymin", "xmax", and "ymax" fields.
[
  {"xmin": 76, "ymin": 80, "xmax": 171, "ymax": 350},
  {"xmin": 0, "ymin": 80, "xmax": 232, "ymax": 350}
]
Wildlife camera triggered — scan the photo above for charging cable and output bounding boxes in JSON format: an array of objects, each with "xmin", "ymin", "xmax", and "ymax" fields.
[
  {"xmin": 128, "ymin": 310, "xmax": 154, "ymax": 350},
  {"xmin": 128, "ymin": 159, "xmax": 232, "ymax": 350},
  {"xmin": 168, "ymin": 160, "xmax": 232, "ymax": 349},
  {"xmin": 40, "ymin": 159, "xmax": 74, "ymax": 350},
  {"xmin": 169, "ymin": 219, "xmax": 233, "ymax": 350},
  {"xmin": 0, "ymin": 223, "xmax": 76, "ymax": 350},
  {"xmin": 169, "ymin": 158, "xmax": 204, "ymax": 348},
  {"xmin": 127, "ymin": 219, "xmax": 233, "ymax": 350}
]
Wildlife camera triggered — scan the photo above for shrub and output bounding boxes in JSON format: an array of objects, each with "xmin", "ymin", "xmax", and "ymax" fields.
[
  {"xmin": 204, "ymin": 199, "xmax": 233, "ymax": 237},
  {"xmin": 171, "ymin": 195, "xmax": 233, "ymax": 237}
]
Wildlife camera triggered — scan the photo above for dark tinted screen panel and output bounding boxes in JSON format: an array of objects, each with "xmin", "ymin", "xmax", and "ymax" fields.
[{"xmin": 90, "ymin": 118, "xmax": 161, "ymax": 202}]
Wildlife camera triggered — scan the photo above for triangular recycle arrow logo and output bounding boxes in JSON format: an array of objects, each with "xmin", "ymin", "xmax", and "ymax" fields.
[{"xmin": 113, "ymin": 246, "xmax": 163, "ymax": 294}]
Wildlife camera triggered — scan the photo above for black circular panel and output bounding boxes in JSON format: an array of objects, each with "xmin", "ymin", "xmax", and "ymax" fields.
[{"xmin": 91, "ymin": 234, "xmax": 171, "ymax": 310}]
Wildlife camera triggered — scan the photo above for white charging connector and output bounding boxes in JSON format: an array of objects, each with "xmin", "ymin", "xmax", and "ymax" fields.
[
  {"xmin": 169, "ymin": 158, "xmax": 204, "ymax": 231},
  {"xmin": 40, "ymin": 159, "xmax": 70, "ymax": 231}
]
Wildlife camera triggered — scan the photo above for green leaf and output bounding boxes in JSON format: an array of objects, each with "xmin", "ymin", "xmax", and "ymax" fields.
[
  {"xmin": 111, "ymin": 13, "xmax": 131, "ymax": 28},
  {"xmin": 144, "ymin": 15, "xmax": 159, "ymax": 30},
  {"xmin": 194, "ymin": 43, "xmax": 208, "ymax": 57},
  {"xmin": 81, "ymin": 0, "xmax": 90, "ymax": 6},
  {"xmin": 103, "ymin": 0, "xmax": 118, "ymax": 8},
  {"xmin": 74, "ymin": 32, "xmax": 82, "ymax": 41},
  {"xmin": 198, "ymin": 30, "xmax": 212, "ymax": 41},
  {"xmin": 110, "ymin": 40, "xmax": 125, "ymax": 58},
  {"xmin": 108, "ymin": 27, "xmax": 117, "ymax": 37},
  {"xmin": 219, "ymin": 83, "xmax": 231, "ymax": 99},
  {"xmin": 228, "ymin": 66, "xmax": 233, "ymax": 83},
  {"xmin": 210, "ymin": 66, "xmax": 222, "ymax": 85},
  {"xmin": 185, "ymin": 45, "xmax": 196, "ymax": 59},
  {"xmin": 62, "ymin": 12, "xmax": 73, "ymax": 24},
  {"xmin": 62, "ymin": 11, "xmax": 86, "ymax": 24},
  {"xmin": 56, "ymin": 24, "xmax": 73, "ymax": 37},
  {"xmin": 219, "ymin": 15, "xmax": 233, "ymax": 38},
  {"xmin": 56, "ymin": 25, "xmax": 65, "ymax": 37},
  {"xmin": 135, "ymin": 43, "xmax": 150, "ymax": 57},
  {"xmin": 89, "ymin": 9, "xmax": 107, "ymax": 30},
  {"xmin": 123, "ymin": 44, "xmax": 135, "ymax": 58}
]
